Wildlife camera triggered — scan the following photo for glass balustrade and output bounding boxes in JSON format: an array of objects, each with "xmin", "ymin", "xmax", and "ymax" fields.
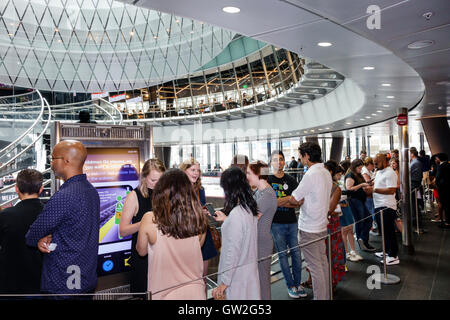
[{"xmin": 115, "ymin": 48, "xmax": 307, "ymax": 120}]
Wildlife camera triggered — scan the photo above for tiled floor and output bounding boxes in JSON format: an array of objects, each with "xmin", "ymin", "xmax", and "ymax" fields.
[{"xmin": 269, "ymin": 208, "xmax": 450, "ymax": 300}]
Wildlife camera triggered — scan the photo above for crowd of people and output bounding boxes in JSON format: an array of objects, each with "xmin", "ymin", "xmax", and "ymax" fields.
[{"xmin": 0, "ymin": 139, "xmax": 449, "ymax": 300}]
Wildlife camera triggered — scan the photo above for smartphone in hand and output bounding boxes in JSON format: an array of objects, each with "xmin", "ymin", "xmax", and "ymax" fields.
[{"xmin": 204, "ymin": 203, "xmax": 217, "ymax": 217}]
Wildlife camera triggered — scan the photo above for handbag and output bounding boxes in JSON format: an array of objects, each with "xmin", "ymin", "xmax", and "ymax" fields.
[{"xmin": 208, "ymin": 225, "xmax": 221, "ymax": 251}]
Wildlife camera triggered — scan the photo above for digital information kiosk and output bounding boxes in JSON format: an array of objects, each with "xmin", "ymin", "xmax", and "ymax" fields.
[{"xmin": 51, "ymin": 121, "xmax": 152, "ymax": 292}]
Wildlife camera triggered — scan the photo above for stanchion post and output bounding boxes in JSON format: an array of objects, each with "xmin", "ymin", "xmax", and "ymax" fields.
[
  {"xmin": 327, "ymin": 234, "xmax": 333, "ymax": 300},
  {"xmin": 380, "ymin": 209, "xmax": 388, "ymax": 280},
  {"xmin": 375, "ymin": 209, "xmax": 401, "ymax": 285},
  {"xmin": 414, "ymin": 188, "xmax": 421, "ymax": 234},
  {"xmin": 146, "ymin": 291, "xmax": 152, "ymax": 300}
]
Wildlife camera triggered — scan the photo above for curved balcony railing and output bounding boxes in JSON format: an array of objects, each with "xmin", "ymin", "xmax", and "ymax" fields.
[
  {"xmin": 0, "ymin": 90, "xmax": 52, "ymax": 189},
  {"xmin": 48, "ymin": 99, "xmax": 123, "ymax": 125},
  {"xmin": 119, "ymin": 55, "xmax": 344, "ymax": 125}
]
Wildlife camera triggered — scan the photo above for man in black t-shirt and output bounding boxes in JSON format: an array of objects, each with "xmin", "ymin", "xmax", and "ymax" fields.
[
  {"xmin": 268, "ymin": 150, "xmax": 306, "ymax": 299},
  {"xmin": 0, "ymin": 169, "xmax": 44, "ymax": 294}
]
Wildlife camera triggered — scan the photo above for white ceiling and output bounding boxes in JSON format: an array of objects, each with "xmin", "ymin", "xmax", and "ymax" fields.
[{"xmin": 121, "ymin": 0, "xmax": 449, "ymax": 134}]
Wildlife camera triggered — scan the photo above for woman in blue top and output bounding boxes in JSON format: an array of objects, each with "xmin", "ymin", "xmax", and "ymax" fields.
[{"xmin": 180, "ymin": 159, "xmax": 218, "ymax": 281}]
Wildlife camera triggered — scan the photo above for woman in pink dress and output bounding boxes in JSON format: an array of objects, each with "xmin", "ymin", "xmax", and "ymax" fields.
[{"xmin": 137, "ymin": 169, "xmax": 208, "ymax": 300}]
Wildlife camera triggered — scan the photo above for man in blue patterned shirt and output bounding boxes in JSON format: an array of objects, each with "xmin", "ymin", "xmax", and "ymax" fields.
[{"xmin": 26, "ymin": 140, "xmax": 100, "ymax": 297}]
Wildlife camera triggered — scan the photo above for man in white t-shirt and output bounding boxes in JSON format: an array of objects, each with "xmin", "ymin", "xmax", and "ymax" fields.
[
  {"xmin": 289, "ymin": 142, "xmax": 332, "ymax": 300},
  {"xmin": 373, "ymin": 153, "xmax": 400, "ymax": 265}
]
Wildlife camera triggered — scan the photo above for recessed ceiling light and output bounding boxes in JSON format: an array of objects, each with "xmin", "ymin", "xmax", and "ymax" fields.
[
  {"xmin": 387, "ymin": 96, "xmax": 395, "ymax": 99},
  {"xmin": 129, "ymin": 31, "xmax": 134, "ymax": 36},
  {"xmin": 8, "ymin": 33, "xmax": 13, "ymax": 36},
  {"xmin": 407, "ymin": 40, "xmax": 434, "ymax": 49},
  {"xmin": 438, "ymin": 106, "xmax": 443, "ymax": 110},
  {"xmin": 317, "ymin": 42, "xmax": 332, "ymax": 47},
  {"xmin": 363, "ymin": 66, "xmax": 375, "ymax": 70},
  {"xmin": 318, "ymin": 128, "xmax": 323, "ymax": 131},
  {"xmin": 365, "ymin": 116, "xmax": 371, "ymax": 119},
  {"xmin": 153, "ymin": 36, "xmax": 158, "ymax": 39},
  {"xmin": 371, "ymin": 113, "xmax": 377, "ymax": 116},
  {"xmin": 304, "ymin": 130, "xmax": 308, "ymax": 133},
  {"xmin": 326, "ymin": 127, "xmax": 330, "ymax": 130},
  {"xmin": 54, "ymin": 28, "xmax": 59, "ymax": 32},
  {"xmin": 310, "ymin": 130, "xmax": 315, "ymax": 132},
  {"xmin": 377, "ymin": 110, "xmax": 382, "ymax": 113},
  {"xmin": 381, "ymin": 83, "xmax": 391, "ymax": 87},
  {"xmin": 222, "ymin": 6, "xmax": 240, "ymax": 14},
  {"xmin": 383, "ymin": 104, "xmax": 390, "ymax": 107},
  {"xmin": 346, "ymin": 122, "xmax": 352, "ymax": 125},
  {"xmin": 360, "ymin": 118, "xmax": 365, "ymax": 121}
]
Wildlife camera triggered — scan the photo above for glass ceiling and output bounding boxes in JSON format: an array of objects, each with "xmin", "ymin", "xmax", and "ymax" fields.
[{"xmin": 0, "ymin": 0, "xmax": 235, "ymax": 92}]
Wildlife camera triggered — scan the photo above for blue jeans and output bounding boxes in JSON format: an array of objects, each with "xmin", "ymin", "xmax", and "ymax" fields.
[
  {"xmin": 348, "ymin": 198, "xmax": 372, "ymax": 244},
  {"xmin": 271, "ymin": 223, "xmax": 302, "ymax": 288},
  {"xmin": 365, "ymin": 197, "xmax": 375, "ymax": 221}
]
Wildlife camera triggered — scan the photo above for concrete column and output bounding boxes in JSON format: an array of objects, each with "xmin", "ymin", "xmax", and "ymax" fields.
[
  {"xmin": 346, "ymin": 137, "xmax": 351, "ymax": 158},
  {"xmin": 267, "ymin": 140, "xmax": 272, "ymax": 161},
  {"xmin": 154, "ymin": 146, "xmax": 171, "ymax": 170},
  {"xmin": 421, "ymin": 117, "xmax": 450, "ymax": 155},
  {"xmin": 305, "ymin": 136, "xmax": 319, "ymax": 145},
  {"xmin": 321, "ymin": 139, "xmax": 327, "ymax": 162},
  {"xmin": 330, "ymin": 136, "xmax": 344, "ymax": 162},
  {"xmin": 215, "ymin": 144, "xmax": 220, "ymax": 169},
  {"xmin": 419, "ymin": 133, "xmax": 424, "ymax": 152},
  {"xmin": 355, "ymin": 136, "xmax": 360, "ymax": 158},
  {"xmin": 207, "ymin": 144, "xmax": 211, "ymax": 170}
]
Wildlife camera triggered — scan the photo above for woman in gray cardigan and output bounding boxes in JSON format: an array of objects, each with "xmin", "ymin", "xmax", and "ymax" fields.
[
  {"xmin": 212, "ymin": 167, "xmax": 260, "ymax": 300},
  {"xmin": 247, "ymin": 161, "xmax": 277, "ymax": 300}
]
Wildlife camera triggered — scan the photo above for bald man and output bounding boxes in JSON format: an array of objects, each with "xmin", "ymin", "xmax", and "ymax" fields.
[
  {"xmin": 26, "ymin": 140, "xmax": 100, "ymax": 297},
  {"xmin": 372, "ymin": 153, "xmax": 400, "ymax": 265}
]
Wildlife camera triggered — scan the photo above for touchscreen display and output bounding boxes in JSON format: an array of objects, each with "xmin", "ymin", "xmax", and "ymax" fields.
[{"xmin": 84, "ymin": 147, "xmax": 140, "ymax": 276}]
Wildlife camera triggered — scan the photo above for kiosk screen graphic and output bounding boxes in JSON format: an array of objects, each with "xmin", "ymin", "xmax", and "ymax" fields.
[{"xmin": 84, "ymin": 148, "xmax": 140, "ymax": 276}]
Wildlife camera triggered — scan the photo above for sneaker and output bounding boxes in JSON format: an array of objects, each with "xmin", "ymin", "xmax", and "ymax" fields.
[
  {"xmin": 374, "ymin": 252, "xmax": 385, "ymax": 258},
  {"xmin": 350, "ymin": 251, "xmax": 364, "ymax": 261},
  {"xmin": 296, "ymin": 286, "xmax": 308, "ymax": 298},
  {"xmin": 288, "ymin": 287, "xmax": 300, "ymax": 299},
  {"xmin": 384, "ymin": 256, "xmax": 400, "ymax": 265},
  {"xmin": 346, "ymin": 252, "xmax": 355, "ymax": 261},
  {"xmin": 369, "ymin": 230, "xmax": 380, "ymax": 236}
]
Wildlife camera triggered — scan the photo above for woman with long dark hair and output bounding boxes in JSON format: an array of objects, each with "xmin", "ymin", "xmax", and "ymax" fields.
[
  {"xmin": 212, "ymin": 167, "xmax": 260, "ymax": 300},
  {"xmin": 136, "ymin": 169, "xmax": 207, "ymax": 300},
  {"xmin": 345, "ymin": 159, "xmax": 375, "ymax": 252}
]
